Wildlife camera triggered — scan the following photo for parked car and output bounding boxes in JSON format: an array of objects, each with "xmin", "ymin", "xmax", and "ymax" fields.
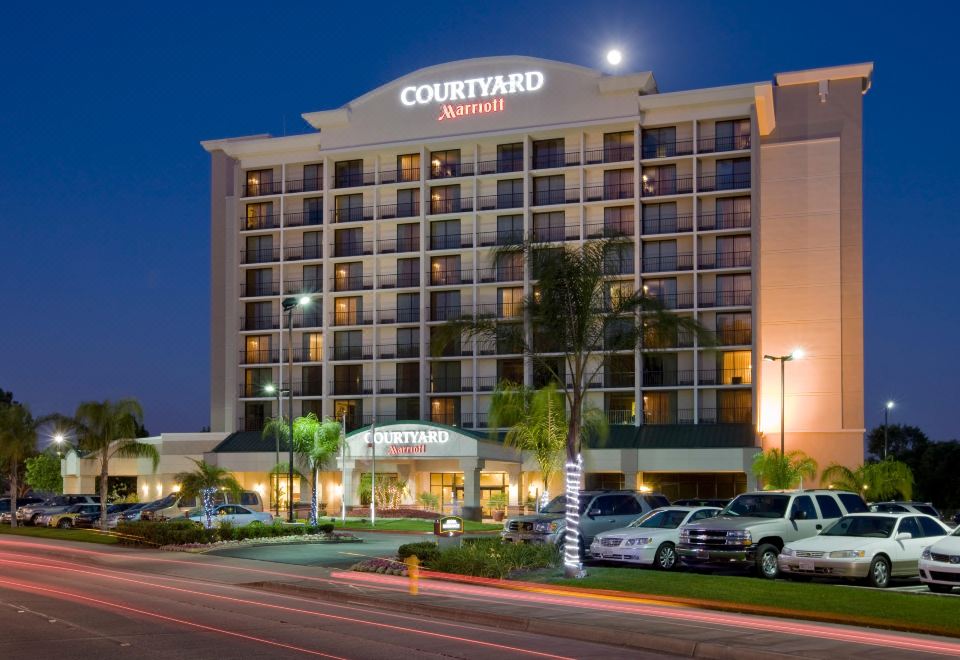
[
  {"xmin": 678, "ymin": 489, "xmax": 869, "ymax": 579},
  {"xmin": 112, "ymin": 502, "xmax": 152, "ymax": 527},
  {"xmin": 920, "ymin": 525, "xmax": 960, "ymax": 593},
  {"xmin": 590, "ymin": 506, "xmax": 721, "ymax": 569},
  {"xmin": 953, "ymin": 512, "xmax": 960, "ymax": 526},
  {"xmin": 672, "ymin": 498, "xmax": 730, "ymax": 509},
  {"xmin": 44, "ymin": 504, "xmax": 103, "ymax": 528},
  {"xmin": 502, "ymin": 490, "xmax": 671, "ymax": 555},
  {"xmin": 188, "ymin": 504, "xmax": 273, "ymax": 527},
  {"xmin": 141, "ymin": 491, "xmax": 264, "ymax": 521},
  {"xmin": 17, "ymin": 495, "xmax": 100, "ymax": 526},
  {"xmin": 779, "ymin": 513, "xmax": 951, "ymax": 587},
  {"xmin": 869, "ymin": 501, "xmax": 942, "ymax": 519},
  {"xmin": 75, "ymin": 503, "xmax": 138, "ymax": 528},
  {"xmin": 0, "ymin": 497, "xmax": 44, "ymax": 523}
]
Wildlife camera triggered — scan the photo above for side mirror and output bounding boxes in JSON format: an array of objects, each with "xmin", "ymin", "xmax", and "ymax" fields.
[
  {"xmin": 588, "ymin": 508, "xmax": 601, "ymax": 518},
  {"xmin": 896, "ymin": 532, "xmax": 912, "ymax": 541}
]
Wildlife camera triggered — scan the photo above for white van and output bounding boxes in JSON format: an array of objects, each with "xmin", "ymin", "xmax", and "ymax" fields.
[{"xmin": 141, "ymin": 491, "xmax": 263, "ymax": 521}]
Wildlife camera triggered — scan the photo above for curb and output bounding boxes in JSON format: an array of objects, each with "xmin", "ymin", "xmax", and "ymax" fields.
[{"xmin": 248, "ymin": 580, "xmax": 802, "ymax": 659}]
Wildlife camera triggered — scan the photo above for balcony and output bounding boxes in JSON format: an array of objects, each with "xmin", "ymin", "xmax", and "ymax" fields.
[
  {"xmin": 477, "ymin": 266, "xmax": 523, "ymax": 283},
  {"xmin": 698, "ymin": 251, "xmax": 752, "ymax": 270},
  {"xmin": 715, "ymin": 328, "xmax": 753, "ymax": 346},
  {"xmin": 379, "ymin": 343, "xmax": 420, "ymax": 359},
  {"xmin": 643, "ymin": 330, "xmax": 695, "ymax": 350},
  {"xmin": 241, "ymin": 247, "xmax": 280, "ymax": 265},
  {"xmin": 641, "ymin": 140, "xmax": 694, "ymax": 160},
  {"xmin": 585, "ymin": 222, "xmax": 635, "ymax": 239},
  {"xmin": 286, "ymin": 347, "xmax": 323, "ymax": 363},
  {"xmin": 531, "ymin": 188, "xmax": 580, "ymax": 206},
  {"xmin": 284, "ymin": 279, "xmax": 322, "ymax": 295},
  {"xmin": 240, "ymin": 282, "xmax": 279, "ymax": 297},
  {"xmin": 237, "ymin": 416, "xmax": 266, "ymax": 432},
  {"xmin": 641, "ymin": 215, "xmax": 693, "ymax": 235},
  {"xmin": 641, "ymin": 253, "xmax": 693, "ymax": 274},
  {"xmin": 379, "ymin": 167, "xmax": 420, "ymax": 185},
  {"xmin": 377, "ymin": 308, "xmax": 420, "ymax": 324},
  {"xmin": 285, "ymin": 177, "xmax": 323, "ymax": 194},
  {"xmin": 334, "ymin": 171, "xmax": 375, "ymax": 189},
  {"xmin": 697, "ymin": 173, "xmax": 751, "ymax": 192},
  {"xmin": 531, "ymin": 151, "xmax": 580, "ymax": 169},
  {"xmin": 331, "ymin": 311, "xmax": 373, "ymax": 326},
  {"xmin": 603, "ymin": 258, "xmax": 635, "ymax": 276},
  {"xmin": 475, "ymin": 303, "xmax": 523, "ymax": 320},
  {"xmin": 239, "ymin": 348, "xmax": 279, "ymax": 365},
  {"xmin": 430, "ymin": 269, "xmax": 473, "ymax": 286},
  {"xmin": 642, "ymin": 370, "xmax": 694, "ymax": 387},
  {"xmin": 429, "ymin": 233, "xmax": 473, "ymax": 250},
  {"xmin": 477, "ymin": 193, "xmax": 523, "ymax": 211},
  {"xmin": 584, "ymin": 146, "xmax": 634, "ymax": 164},
  {"xmin": 477, "ymin": 229, "xmax": 524, "ymax": 247},
  {"xmin": 331, "ymin": 379, "xmax": 373, "ymax": 395},
  {"xmin": 292, "ymin": 311, "xmax": 324, "ymax": 329},
  {"xmin": 241, "ymin": 214, "xmax": 279, "ymax": 231},
  {"xmin": 377, "ymin": 272, "xmax": 420, "ymax": 289},
  {"xmin": 462, "ymin": 413, "xmax": 489, "ymax": 429},
  {"xmin": 697, "ymin": 211, "xmax": 751, "ymax": 231},
  {"xmin": 429, "ymin": 412, "xmax": 462, "ymax": 426},
  {"xmin": 377, "ymin": 379, "xmax": 420, "ymax": 395},
  {"xmin": 378, "ymin": 237, "xmax": 420, "ymax": 254},
  {"xmin": 698, "ymin": 289, "xmax": 752, "ymax": 308},
  {"xmin": 698, "ymin": 369, "xmax": 752, "ymax": 386},
  {"xmin": 378, "ymin": 201, "xmax": 420, "ymax": 219},
  {"xmin": 477, "ymin": 157, "xmax": 523, "ymax": 175},
  {"xmin": 697, "ymin": 134, "xmax": 751, "ymax": 154},
  {"xmin": 605, "ymin": 410, "xmax": 636, "ymax": 425},
  {"xmin": 333, "ymin": 206, "xmax": 374, "ymax": 223},
  {"xmin": 238, "ymin": 383, "xmax": 273, "ymax": 398},
  {"xmin": 284, "ymin": 244, "xmax": 323, "ymax": 261},
  {"xmin": 698, "ymin": 407, "xmax": 753, "ymax": 424},
  {"xmin": 647, "ymin": 291, "xmax": 694, "ymax": 310},
  {"xmin": 242, "ymin": 181, "xmax": 282, "ymax": 197},
  {"xmin": 428, "ymin": 198, "xmax": 473, "ymax": 215},
  {"xmin": 476, "ymin": 376, "xmax": 497, "ymax": 392},
  {"xmin": 603, "ymin": 372, "xmax": 635, "ymax": 388},
  {"xmin": 331, "ymin": 345, "xmax": 373, "ymax": 361},
  {"xmin": 641, "ymin": 177, "xmax": 694, "ymax": 197},
  {"xmin": 331, "ymin": 275, "xmax": 373, "ymax": 292},
  {"xmin": 429, "ymin": 305, "xmax": 467, "ymax": 322},
  {"xmin": 284, "ymin": 210, "xmax": 323, "ymax": 228},
  {"xmin": 240, "ymin": 315, "xmax": 279, "ymax": 331},
  {"xmin": 294, "ymin": 379, "xmax": 324, "ymax": 396},
  {"xmin": 428, "ymin": 377, "xmax": 474, "ymax": 394},
  {"xmin": 430, "ymin": 162, "xmax": 474, "ymax": 179},
  {"xmin": 530, "ymin": 226, "xmax": 579, "ymax": 243},
  {"xmin": 333, "ymin": 241, "xmax": 373, "ymax": 258},
  {"xmin": 583, "ymin": 183, "xmax": 634, "ymax": 202}
]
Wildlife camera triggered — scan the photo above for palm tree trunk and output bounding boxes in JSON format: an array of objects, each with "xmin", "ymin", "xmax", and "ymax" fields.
[
  {"xmin": 100, "ymin": 453, "xmax": 109, "ymax": 531},
  {"xmin": 563, "ymin": 389, "xmax": 583, "ymax": 579},
  {"xmin": 10, "ymin": 465, "xmax": 18, "ymax": 529},
  {"xmin": 311, "ymin": 467, "xmax": 319, "ymax": 526}
]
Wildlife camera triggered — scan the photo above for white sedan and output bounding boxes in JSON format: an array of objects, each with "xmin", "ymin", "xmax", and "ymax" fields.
[
  {"xmin": 189, "ymin": 504, "xmax": 273, "ymax": 527},
  {"xmin": 920, "ymin": 525, "xmax": 960, "ymax": 594},
  {"xmin": 779, "ymin": 513, "xmax": 951, "ymax": 587},
  {"xmin": 590, "ymin": 506, "xmax": 721, "ymax": 570}
]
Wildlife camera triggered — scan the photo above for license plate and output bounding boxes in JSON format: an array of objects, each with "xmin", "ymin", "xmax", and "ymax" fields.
[
  {"xmin": 799, "ymin": 560, "xmax": 814, "ymax": 572},
  {"xmin": 695, "ymin": 549, "xmax": 709, "ymax": 559}
]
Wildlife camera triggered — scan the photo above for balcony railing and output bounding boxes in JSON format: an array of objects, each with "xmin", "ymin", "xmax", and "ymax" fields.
[
  {"xmin": 242, "ymin": 214, "xmax": 279, "ymax": 231},
  {"xmin": 333, "ymin": 241, "xmax": 373, "ymax": 258},
  {"xmin": 697, "ymin": 173, "xmax": 751, "ymax": 192},
  {"xmin": 331, "ymin": 345, "xmax": 373, "ymax": 361},
  {"xmin": 286, "ymin": 347, "xmax": 323, "ymax": 363},
  {"xmin": 697, "ymin": 134, "xmax": 751, "ymax": 154},
  {"xmin": 429, "ymin": 305, "xmax": 467, "ymax": 322},
  {"xmin": 291, "ymin": 311, "xmax": 323, "ymax": 329},
  {"xmin": 284, "ymin": 177, "xmax": 323, "ymax": 194},
  {"xmin": 377, "ymin": 308, "xmax": 420, "ymax": 324},
  {"xmin": 648, "ymin": 291, "xmax": 694, "ymax": 310},
  {"xmin": 531, "ymin": 151, "xmax": 580, "ymax": 169},
  {"xmin": 476, "ymin": 376, "xmax": 497, "ymax": 392},
  {"xmin": 429, "ymin": 234, "xmax": 473, "ymax": 250},
  {"xmin": 240, "ymin": 315, "xmax": 279, "ymax": 331},
  {"xmin": 331, "ymin": 311, "xmax": 373, "ymax": 326},
  {"xmin": 603, "ymin": 258, "xmax": 635, "ymax": 276},
  {"xmin": 242, "ymin": 181, "xmax": 282, "ymax": 197},
  {"xmin": 239, "ymin": 348, "xmax": 279, "ymax": 365},
  {"xmin": 379, "ymin": 343, "xmax": 420, "ymax": 359},
  {"xmin": 641, "ymin": 215, "xmax": 693, "ymax": 235},
  {"xmin": 698, "ymin": 289, "xmax": 752, "ymax": 308},
  {"xmin": 377, "ymin": 379, "xmax": 420, "ymax": 394},
  {"xmin": 606, "ymin": 410, "xmax": 636, "ymax": 425},
  {"xmin": 641, "ymin": 139, "xmax": 694, "ymax": 159},
  {"xmin": 429, "ymin": 198, "xmax": 473, "ymax": 215},
  {"xmin": 240, "ymin": 282, "xmax": 279, "ymax": 297},
  {"xmin": 585, "ymin": 222, "xmax": 634, "ymax": 239},
  {"xmin": 476, "ymin": 266, "xmax": 524, "ymax": 283},
  {"xmin": 698, "ymin": 251, "xmax": 752, "ymax": 270},
  {"xmin": 477, "ymin": 193, "xmax": 524, "ymax": 210},
  {"xmin": 430, "ymin": 269, "xmax": 473, "ymax": 286},
  {"xmin": 584, "ymin": 146, "xmax": 634, "ymax": 164},
  {"xmin": 603, "ymin": 372, "xmax": 635, "ymax": 388},
  {"xmin": 531, "ymin": 226, "xmax": 579, "ymax": 243},
  {"xmin": 284, "ymin": 210, "xmax": 323, "ymax": 227},
  {"xmin": 642, "ymin": 253, "xmax": 694, "ymax": 273},
  {"xmin": 698, "ymin": 211, "xmax": 752, "ymax": 231},
  {"xmin": 241, "ymin": 247, "xmax": 280, "ymax": 265},
  {"xmin": 531, "ymin": 188, "xmax": 580, "ymax": 206},
  {"xmin": 378, "ymin": 237, "xmax": 419, "ymax": 254},
  {"xmin": 284, "ymin": 244, "xmax": 323, "ymax": 261},
  {"xmin": 477, "ymin": 229, "xmax": 524, "ymax": 247},
  {"xmin": 475, "ymin": 303, "xmax": 523, "ymax": 320},
  {"xmin": 698, "ymin": 407, "xmax": 753, "ymax": 424},
  {"xmin": 429, "ymin": 412, "xmax": 462, "ymax": 426},
  {"xmin": 715, "ymin": 328, "xmax": 753, "ymax": 346},
  {"xmin": 583, "ymin": 183, "xmax": 634, "ymax": 202},
  {"xmin": 698, "ymin": 369, "xmax": 753, "ymax": 386},
  {"xmin": 284, "ymin": 279, "xmax": 322, "ymax": 295},
  {"xmin": 333, "ymin": 171, "xmax": 375, "ymax": 188},
  {"xmin": 331, "ymin": 275, "xmax": 373, "ymax": 292},
  {"xmin": 377, "ymin": 273, "xmax": 420, "ymax": 289},
  {"xmin": 331, "ymin": 379, "xmax": 374, "ymax": 395},
  {"xmin": 430, "ymin": 162, "xmax": 474, "ymax": 179},
  {"xmin": 333, "ymin": 206, "xmax": 374, "ymax": 223},
  {"xmin": 642, "ymin": 369, "xmax": 695, "ymax": 387},
  {"xmin": 238, "ymin": 416, "xmax": 266, "ymax": 432},
  {"xmin": 428, "ymin": 377, "xmax": 473, "ymax": 393},
  {"xmin": 379, "ymin": 167, "xmax": 420, "ymax": 184},
  {"xmin": 641, "ymin": 176, "xmax": 694, "ymax": 197},
  {"xmin": 294, "ymin": 380, "xmax": 324, "ymax": 396},
  {"xmin": 377, "ymin": 201, "xmax": 420, "ymax": 219},
  {"xmin": 477, "ymin": 157, "xmax": 523, "ymax": 175},
  {"xmin": 643, "ymin": 330, "xmax": 695, "ymax": 349},
  {"xmin": 462, "ymin": 413, "xmax": 489, "ymax": 429}
]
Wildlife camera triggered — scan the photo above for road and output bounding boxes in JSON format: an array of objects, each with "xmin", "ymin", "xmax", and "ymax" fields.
[{"xmin": 207, "ymin": 531, "xmax": 417, "ymax": 569}]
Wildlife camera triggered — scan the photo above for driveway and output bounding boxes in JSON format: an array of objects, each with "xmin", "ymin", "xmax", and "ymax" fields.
[{"xmin": 205, "ymin": 531, "xmax": 432, "ymax": 568}]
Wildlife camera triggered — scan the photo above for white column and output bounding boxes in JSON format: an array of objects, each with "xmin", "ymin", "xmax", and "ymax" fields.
[{"xmin": 459, "ymin": 458, "xmax": 485, "ymax": 521}]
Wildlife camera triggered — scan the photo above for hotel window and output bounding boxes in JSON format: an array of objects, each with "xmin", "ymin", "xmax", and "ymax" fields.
[
  {"xmin": 301, "ymin": 366, "xmax": 323, "ymax": 396},
  {"xmin": 397, "ymin": 257, "xmax": 419, "ymax": 288},
  {"xmin": 303, "ymin": 197, "xmax": 323, "ymax": 225},
  {"xmin": 604, "ymin": 242, "xmax": 634, "ymax": 275},
  {"xmin": 334, "ymin": 262, "xmax": 363, "ymax": 291},
  {"xmin": 396, "ymin": 188, "xmax": 419, "ymax": 217},
  {"xmin": 302, "ymin": 230, "xmax": 322, "ymax": 260},
  {"xmin": 244, "ymin": 336, "xmax": 271, "ymax": 364},
  {"xmin": 243, "ymin": 402, "xmax": 267, "ymax": 431},
  {"xmin": 396, "ymin": 397, "xmax": 419, "ymax": 420},
  {"xmin": 715, "ymin": 158, "xmax": 750, "ymax": 190},
  {"xmin": 497, "ymin": 287, "xmax": 523, "ymax": 319},
  {"xmin": 496, "ymin": 323, "xmax": 522, "ymax": 355},
  {"xmin": 604, "ymin": 280, "xmax": 633, "ymax": 310},
  {"xmin": 718, "ymin": 389, "xmax": 751, "ymax": 423},
  {"xmin": 243, "ymin": 368, "xmax": 272, "ymax": 397},
  {"xmin": 303, "ymin": 333, "xmax": 323, "ymax": 362},
  {"xmin": 715, "ymin": 235, "xmax": 751, "ymax": 268},
  {"xmin": 245, "ymin": 268, "xmax": 273, "ymax": 297},
  {"xmin": 532, "ymin": 358, "xmax": 564, "ymax": 387},
  {"xmin": 431, "ymin": 255, "xmax": 461, "ymax": 285},
  {"xmin": 430, "ymin": 290, "xmax": 461, "ymax": 322},
  {"xmin": 714, "ymin": 196, "xmax": 750, "ymax": 230},
  {"xmin": 604, "ymin": 317, "xmax": 634, "ymax": 351},
  {"xmin": 716, "ymin": 313, "xmax": 751, "ymax": 346},
  {"xmin": 430, "ymin": 149, "xmax": 461, "ymax": 178},
  {"xmin": 301, "ymin": 265, "xmax": 322, "ymax": 294},
  {"xmin": 335, "ymin": 227, "xmax": 363, "ymax": 258},
  {"xmin": 334, "ymin": 159, "xmax": 363, "ymax": 188},
  {"xmin": 431, "ymin": 361, "xmax": 461, "ymax": 393},
  {"xmin": 718, "ymin": 351, "xmax": 752, "ymax": 385},
  {"xmin": 334, "ymin": 330, "xmax": 362, "ymax": 361},
  {"xmin": 643, "ymin": 240, "xmax": 678, "ymax": 273},
  {"xmin": 533, "ymin": 211, "xmax": 565, "ymax": 242},
  {"xmin": 604, "ymin": 206, "xmax": 634, "ymax": 237},
  {"xmin": 301, "ymin": 400, "xmax": 322, "ymax": 417},
  {"xmin": 497, "ymin": 142, "xmax": 523, "ymax": 173},
  {"xmin": 430, "ymin": 185, "xmax": 461, "ymax": 214},
  {"xmin": 642, "ymin": 278, "xmax": 678, "ymax": 309},
  {"xmin": 643, "ymin": 353, "xmax": 677, "ymax": 386},
  {"xmin": 495, "ymin": 251, "xmax": 522, "ymax": 282},
  {"xmin": 334, "ymin": 296, "xmax": 362, "ymax": 325},
  {"xmin": 396, "ymin": 362, "xmax": 420, "ymax": 394},
  {"xmin": 302, "ymin": 163, "xmax": 322, "ymax": 192},
  {"xmin": 715, "ymin": 119, "xmax": 751, "ymax": 152},
  {"xmin": 496, "ymin": 178, "xmax": 523, "ymax": 208},
  {"xmin": 642, "ymin": 164, "xmax": 677, "ymax": 196},
  {"xmin": 246, "ymin": 202, "xmax": 273, "ymax": 230},
  {"xmin": 396, "ymin": 292, "xmax": 419, "ymax": 323},
  {"xmin": 642, "ymin": 127, "xmax": 677, "ymax": 159},
  {"xmin": 642, "ymin": 202, "xmax": 677, "ymax": 234},
  {"xmin": 397, "ymin": 153, "xmax": 420, "ymax": 182},
  {"xmin": 334, "ymin": 400, "xmax": 362, "ymax": 430},
  {"xmin": 532, "ymin": 138, "xmax": 565, "ymax": 169},
  {"xmin": 603, "ymin": 168, "xmax": 633, "ymax": 199},
  {"xmin": 497, "ymin": 359, "xmax": 523, "ymax": 385},
  {"xmin": 714, "ymin": 274, "xmax": 751, "ymax": 307},
  {"xmin": 532, "ymin": 175, "xmax": 566, "ymax": 206},
  {"xmin": 430, "ymin": 219, "xmax": 461, "ymax": 250},
  {"xmin": 334, "ymin": 364, "xmax": 364, "ymax": 395},
  {"xmin": 607, "ymin": 394, "xmax": 636, "ymax": 425},
  {"xmin": 397, "ymin": 328, "xmax": 419, "ymax": 358},
  {"xmin": 532, "ymin": 246, "xmax": 563, "ymax": 279},
  {"xmin": 586, "ymin": 473, "xmax": 626, "ymax": 490},
  {"xmin": 496, "ymin": 214, "xmax": 523, "ymax": 245},
  {"xmin": 430, "ymin": 397, "xmax": 460, "ymax": 425},
  {"xmin": 245, "ymin": 234, "xmax": 274, "ymax": 264},
  {"xmin": 603, "ymin": 131, "xmax": 634, "ymax": 162},
  {"xmin": 605, "ymin": 354, "xmax": 635, "ymax": 388},
  {"xmin": 245, "ymin": 301, "xmax": 272, "ymax": 331},
  {"xmin": 396, "ymin": 223, "xmax": 419, "ymax": 252},
  {"xmin": 245, "ymin": 169, "xmax": 273, "ymax": 196},
  {"xmin": 431, "ymin": 325, "xmax": 458, "ymax": 356},
  {"xmin": 335, "ymin": 194, "xmax": 365, "ymax": 222},
  {"xmin": 642, "ymin": 392, "xmax": 675, "ymax": 424}
]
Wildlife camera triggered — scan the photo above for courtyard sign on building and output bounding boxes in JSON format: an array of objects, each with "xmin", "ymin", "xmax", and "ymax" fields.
[{"xmin": 398, "ymin": 71, "xmax": 545, "ymax": 122}]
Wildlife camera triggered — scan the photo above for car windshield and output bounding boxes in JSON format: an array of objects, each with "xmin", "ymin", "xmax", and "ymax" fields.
[
  {"xmin": 721, "ymin": 494, "xmax": 789, "ymax": 518},
  {"xmin": 914, "ymin": 505, "xmax": 939, "ymax": 517},
  {"xmin": 628, "ymin": 509, "xmax": 688, "ymax": 529},
  {"xmin": 540, "ymin": 495, "xmax": 592, "ymax": 515},
  {"xmin": 822, "ymin": 515, "xmax": 895, "ymax": 538}
]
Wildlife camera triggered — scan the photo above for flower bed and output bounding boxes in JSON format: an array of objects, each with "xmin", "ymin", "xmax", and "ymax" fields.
[
  {"xmin": 162, "ymin": 531, "xmax": 361, "ymax": 553},
  {"xmin": 350, "ymin": 557, "xmax": 409, "ymax": 576},
  {"xmin": 116, "ymin": 519, "xmax": 343, "ymax": 548}
]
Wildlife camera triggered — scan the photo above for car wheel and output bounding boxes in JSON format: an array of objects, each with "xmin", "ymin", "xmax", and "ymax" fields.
[
  {"xmin": 866, "ymin": 556, "xmax": 891, "ymax": 588},
  {"xmin": 755, "ymin": 543, "xmax": 780, "ymax": 579},
  {"xmin": 30, "ymin": 514, "xmax": 41, "ymax": 526},
  {"xmin": 927, "ymin": 583, "xmax": 954, "ymax": 594},
  {"xmin": 654, "ymin": 542, "xmax": 678, "ymax": 570},
  {"xmin": 57, "ymin": 519, "xmax": 71, "ymax": 529}
]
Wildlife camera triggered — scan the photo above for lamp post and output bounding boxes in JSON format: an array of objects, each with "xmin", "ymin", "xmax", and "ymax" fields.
[
  {"xmin": 282, "ymin": 295, "xmax": 312, "ymax": 522},
  {"xmin": 368, "ymin": 418, "xmax": 377, "ymax": 527},
  {"xmin": 340, "ymin": 411, "xmax": 347, "ymax": 523},
  {"xmin": 263, "ymin": 383, "xmax": 287, "ymax": 516},
  {"xmin": 884, "ymin": 401, "xmax": 895, "ymax": 459},
  {"xmin": 763, "ymin": 348, "xmax": 804, "ymax": 456}
]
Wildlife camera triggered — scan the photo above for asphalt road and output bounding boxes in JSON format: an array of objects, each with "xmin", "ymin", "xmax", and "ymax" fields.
[{"xmin": 207, "ymin": 531, "xmax": 419, "ymax": 568}]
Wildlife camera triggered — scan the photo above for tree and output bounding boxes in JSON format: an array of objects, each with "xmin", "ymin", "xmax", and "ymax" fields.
[
  {"xmin": 752, "ymin": 449, "xmax": 818, "ymax": 490},
  {"xmin": 915, "ymin": 441, "xmax": 960, "ymax": 509},
  {"xmin": 292, "ymin": 414, "xmax": 342, "ymax": 525},
  {"xmin": 25, "ymin": 452, "xmax": 63, "ymax": 495},
  {"xmin": 436, "ymin": 239, "xmax": 710, "ymax": 577},
  {"xmin": 822, "ymin": 459, "xmax": 914, "ymax": 501},
  {"xmin": 866, "ymin": 424, "xmax": 930, "ymax": 462},
  {"xmin": 0, "ymin": 403, "xmax": 39, "ymax": 527},
  {"xmin": 71, "ymin": 399, "xmax": 159, "ymax": 530},
  {"xmin": 173, "ymin": 459, "xmax": 242, "ymax": 528}
]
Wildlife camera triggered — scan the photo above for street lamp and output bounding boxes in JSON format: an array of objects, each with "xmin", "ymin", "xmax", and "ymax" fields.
[
  {"xmin": 53, "ymin": 433, "xmax": 65, "ymax": 458},
  {"xmin": 282, "ymin": 295, "xmax": 312, "ymax": 522},
  {"xmin": 884, "ymin": 401, "xmax": 895, "ymax": 459},
  {"xmin": 263, "ymin": 383, "xmax": 288, "ymax": 516},
  {"xmin": 763, "ymin": 348, "xmax": 804, "ymax": 455}
]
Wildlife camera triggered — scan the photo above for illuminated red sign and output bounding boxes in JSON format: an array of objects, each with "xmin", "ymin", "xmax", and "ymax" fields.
[
  {"xmin": 388, "ymin": 444, "xmax": 427, "ymax": 455},
  {"xmin": 437, "ymin": 97, "xmax": 505, "ymax": 122}
]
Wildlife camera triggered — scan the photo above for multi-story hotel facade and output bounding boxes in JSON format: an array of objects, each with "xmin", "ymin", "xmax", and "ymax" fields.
[{"xmin": 132, "ymin": 56, "xmax": 868, "ymax": 517}]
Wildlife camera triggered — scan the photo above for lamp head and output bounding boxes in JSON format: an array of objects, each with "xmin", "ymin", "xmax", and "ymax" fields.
[
  {"xmin": 298, "ymin": 295, "xmax": 312, "ymax": 306},
  {"xmin": 886, "ymin": 400, "xmax": 895, "ymax": 410},
  {"xmin": 54, "ymin": 433, "xmax": 64, "ymax": 444},
  {"xmin": 790, "ymin": 347, "xmax": 805, "ymax": 360},
  {"xmin": 263, "ymin": 384, "xmax": 276, "ymax": 394}
]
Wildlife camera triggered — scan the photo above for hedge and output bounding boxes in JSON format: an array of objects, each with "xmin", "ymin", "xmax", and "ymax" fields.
[
  {"xmin": 397, "ymin": 541, "xmax": 440, "ymax": 564},
  {"xmin": 115, "ymin": 519, "xmax": 336, "ymax": 546}
]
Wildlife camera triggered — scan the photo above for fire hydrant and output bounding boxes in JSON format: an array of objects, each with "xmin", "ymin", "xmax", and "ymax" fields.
[{"xmin": 404, "ymin": 555, "xmax": 420, "ymax": 595}]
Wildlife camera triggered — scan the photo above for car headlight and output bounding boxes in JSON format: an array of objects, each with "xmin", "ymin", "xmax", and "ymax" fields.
[
  {"xmin": 726, "ymin": 530, "xmax": 752, "ymax": 545},
  {"xmin": 781, "ymin": 547, "xmax": 795, "ymax": 557},
  {"xmin": 533, "ymin": 521, "xmax": 560, "ymax": 534},
  {"xmin": 922, "ymin": 546, "xmax": 932, "ymax": 560},
  {"xmin": 626, "ymin": 537, "xmax": 653, "ymax": 546},
  {"xmin": 829, "ymin": 550, "xmax": 866, "ymax": 559}
]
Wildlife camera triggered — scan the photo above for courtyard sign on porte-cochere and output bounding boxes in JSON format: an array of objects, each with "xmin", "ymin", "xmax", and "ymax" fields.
[{"xmin": 398, "ymin": 70, "xmax": 545, "ymax": 122}]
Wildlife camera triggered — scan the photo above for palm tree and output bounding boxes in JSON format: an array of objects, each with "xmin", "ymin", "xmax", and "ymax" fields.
[
  {"xmin": 292, "ymin": 413, "xmax": 342, "ymax": 525},
  {"xmin": 822, "ymin": 459, "xmax": 914, "ymax": 501},
  {"xmin": 752, "ymin": 449, "xmax": 819, "ymax": 490},
  {"xmin": 262, "ymin": 416, "xmax": 290, "ymax": 515},
  {"xmin": 0, "ymin": 403, "xmax": 39, "ymax": 528},
  {"xmin": 71, "ymin": 399, "xmax": 159, "ymax": 530},
  {"xmin": 436, "ymin": 239, "xmax": 711, "ymax": 577},
  {"xmin": 173, "ymin": 459, "xmax": 242, "ymax": 528}
]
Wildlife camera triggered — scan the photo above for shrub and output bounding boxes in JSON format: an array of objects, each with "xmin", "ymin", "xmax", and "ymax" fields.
[
  {"xmin": 116, "ymin": 520, "xmax": 216, "ymax": 547},
  {"xmin": 428, "ymin": 538, "xmax": 558, "ymax": 579},
  {"xmin": 417, "ymin": 492, "xmax": 440, "ymax": 510},
  {"xmin": 217, "ymin": 520, "xmax": 235, "ymax": 541},
  {"xmin": 397, "ymin": 541, "xmax": 440, "ymax": 564}
]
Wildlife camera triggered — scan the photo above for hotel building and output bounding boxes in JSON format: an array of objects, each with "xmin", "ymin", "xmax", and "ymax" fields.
[{"xmin": 64, "ymin": 57, "xmax": 871, "ymax": 517}]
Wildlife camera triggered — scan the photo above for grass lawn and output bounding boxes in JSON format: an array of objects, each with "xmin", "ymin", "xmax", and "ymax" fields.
[
  {"xmin": 0, "ymin": 524, "xmax": 119, "ymax": 545},
  {"xmin": 534, "ymin": 566, "xmax": 960, "ymax": 637},
  {"xmin": 328, "ymin": 518, "xmax": 502, "ymax": 533}
]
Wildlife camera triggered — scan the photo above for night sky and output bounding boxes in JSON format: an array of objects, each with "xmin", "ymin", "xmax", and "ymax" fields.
[{"xmin": 2, "ymin": 2, "xmax": 957, "ymax": 440}]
